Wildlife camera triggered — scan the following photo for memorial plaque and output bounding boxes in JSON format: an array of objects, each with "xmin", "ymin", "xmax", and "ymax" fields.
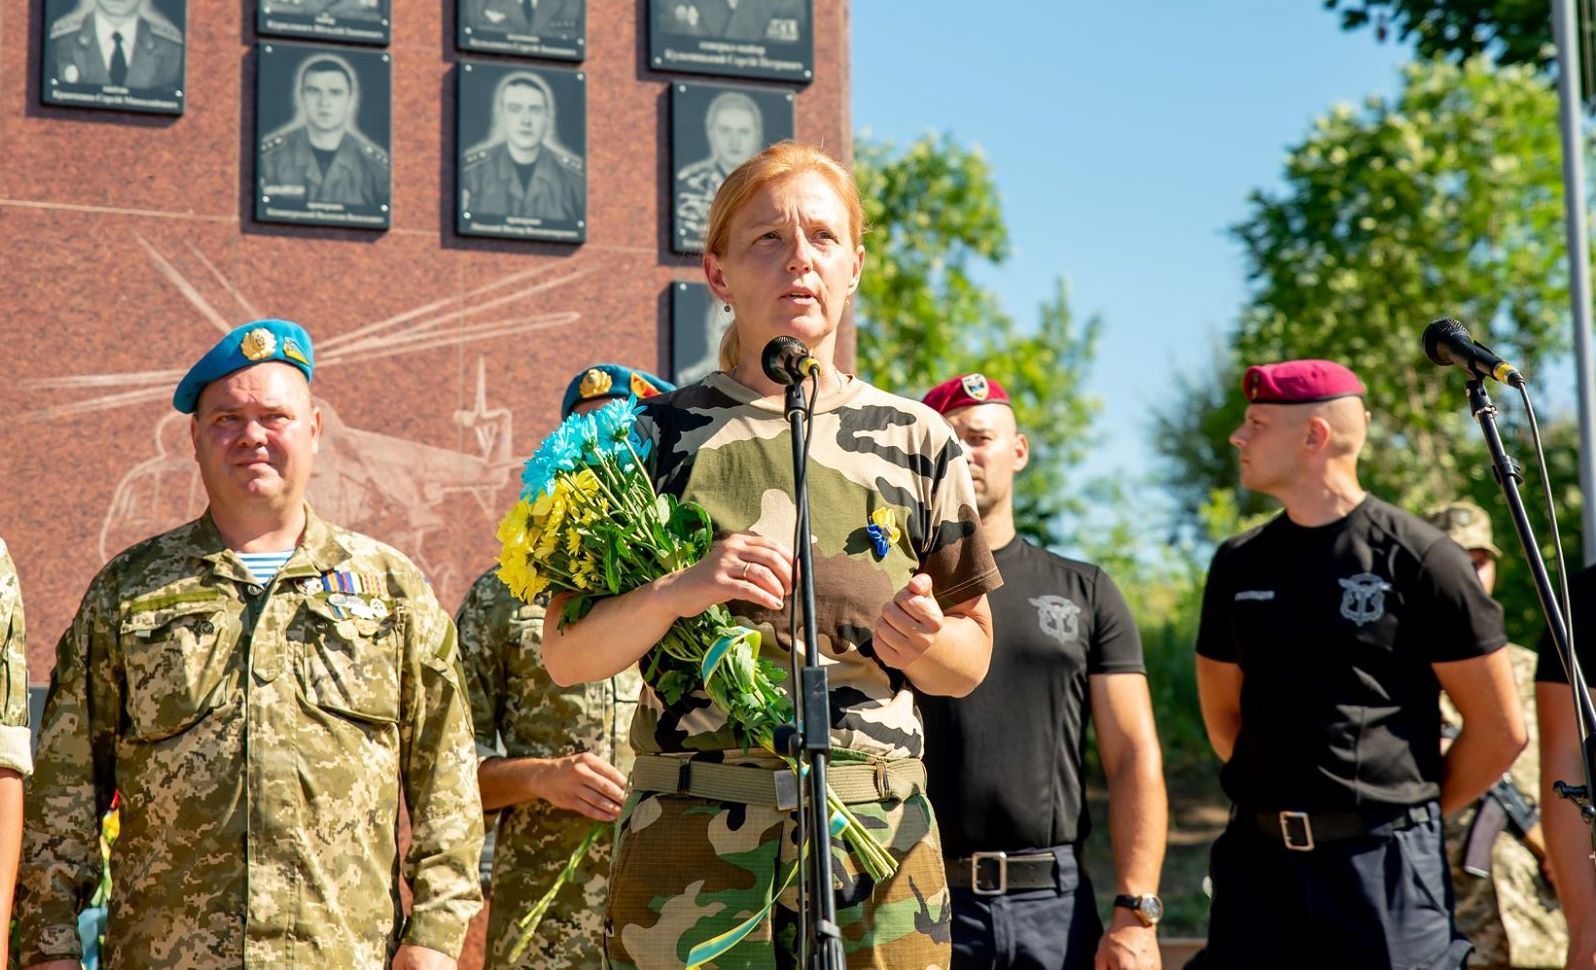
[
  {"xmin": 670, "ymin": 280, "xmax": 731, "ymax": 386},
  {"xmin": 456, "ymin": 0, "xmax": 584, "ymax": 61},
  {"xmin": 257, "ymin": 0, "xmax": 392, "ymax": 46},
  {"xmin": 649, "ymin": 0, "xmax": 812, "ymax": 84},
  {"xmin": 254, "ymin": 42, "xmax": 392, "ymax": 229},
  {"xmin": 456, "ymin": 61, "xmax": 587, "ymax": 243},
  {"xmin": 670, "ymin": 82, "xmax": 793, "ymax": 253},
  {"xmin": 41, "ymin": 0, "xmax": 187, "ymax": 115}
]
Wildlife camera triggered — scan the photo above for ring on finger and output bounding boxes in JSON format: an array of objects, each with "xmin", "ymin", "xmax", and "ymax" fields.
[{"xmin": 741, "ymin": 561, "xmax": 752, "ymax": 581}]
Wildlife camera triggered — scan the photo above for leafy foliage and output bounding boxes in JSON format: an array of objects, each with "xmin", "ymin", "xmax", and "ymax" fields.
[
  {"xmin": 1325, "ymin": 0, "xmax": 1559, "ymax": 69},
  {"xmin": 1154, "ymin": 57, "xmax": 1585, "ymax": 635},
  {"xmin": 854, "ymin": 134, "xmax": 1102, "ymax": 544}
]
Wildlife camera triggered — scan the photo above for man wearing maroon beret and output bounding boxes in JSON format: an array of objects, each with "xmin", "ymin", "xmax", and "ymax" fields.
[
  {"xmin": 920, "ymin": 373, "xmax": 1167, "ymax": 970},
  {"xmin": 1194, "ymin": 359, "xmax": 1529, "ymax": 968}
]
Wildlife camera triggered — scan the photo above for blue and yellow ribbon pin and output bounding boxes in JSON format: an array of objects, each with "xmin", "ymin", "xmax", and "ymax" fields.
[{"xmin": 866, "ymin": 507, "xmax": 900, "ymax": 558}]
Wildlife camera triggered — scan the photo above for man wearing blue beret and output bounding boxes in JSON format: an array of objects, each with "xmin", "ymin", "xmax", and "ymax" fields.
[
  {"xmin": 20, "ymin": 320, "xmax": 484, "ymax": 970},
  {"xmin": 457, "ymin": 363, "xmax": 671, "ymax": 968}
]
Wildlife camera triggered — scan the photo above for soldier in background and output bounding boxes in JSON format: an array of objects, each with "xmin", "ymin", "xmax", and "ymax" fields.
[
  {"xmin": 1426, "ymin": 502, "xmax": 1568, "ymax": 970},
  {"xmin": 0, "ymin": 539, "xmax": 31, "ymax": 970},
  {"xmin": 675, "ymin": 90, "xmax": 762, "ymax": 247},
  {"xmin": 49, "ymin": 0, "xmax": 183, "ymax": 88},
  {"xmin": 459, "ymin": 363, "xmax": 671, "ymax": 969},
  {"xmin": 258, "ymin": 55, "xmax": 390, "ymax": 207},
  {"xmin": 19, "ymin": 320, "xmax": 482, "ymax": 969}
]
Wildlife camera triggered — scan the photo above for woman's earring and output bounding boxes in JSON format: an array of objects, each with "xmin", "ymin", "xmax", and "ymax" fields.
[{"xmin": 723, "ymin": 303, "xmax": 733, "ymax": 313}]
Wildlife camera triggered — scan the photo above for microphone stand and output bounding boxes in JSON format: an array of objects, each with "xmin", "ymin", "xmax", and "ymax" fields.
[
  {"xmin": 772, "ymin": 373, "xmax": 845, "ymax": 970},
  {"xmin": 1465, "ymin": 379, "xmax": 1596, "ymax": 856}
]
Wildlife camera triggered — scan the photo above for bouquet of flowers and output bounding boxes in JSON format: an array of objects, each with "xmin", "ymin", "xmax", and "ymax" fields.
[{"xmin": 496, "ymin": 396, "xmax": 896, "ymax": 958}]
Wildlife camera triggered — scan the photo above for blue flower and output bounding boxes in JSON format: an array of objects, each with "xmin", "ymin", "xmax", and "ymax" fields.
[
  {"xmin": 519, "ymin": 414, "xmax": 586, "ymax": 500},
  {"xmin": 594, "ymin": 395, "xmax": 643, "ymax": 452}
]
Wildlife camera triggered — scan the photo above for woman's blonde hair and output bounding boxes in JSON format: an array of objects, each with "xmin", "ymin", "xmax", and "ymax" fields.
[{"xmin": 704, "ymin": 141, "xmax": 865, "ymax": 373}]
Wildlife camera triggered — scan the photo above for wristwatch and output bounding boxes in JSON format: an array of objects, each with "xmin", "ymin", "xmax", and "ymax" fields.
[{"xmin": 1112, "ymin": 893, "xmax": 1164, "ymax": 928}]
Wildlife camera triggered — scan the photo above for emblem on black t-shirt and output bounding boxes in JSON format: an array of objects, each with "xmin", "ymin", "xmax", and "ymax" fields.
[
  {"xmin": 1030, "ymin": 594, "xmax": 1081, "ymax": 645},
  {"xmin": 1338, "ymin": 572, "xmax": 1393, "ymax": 626}
]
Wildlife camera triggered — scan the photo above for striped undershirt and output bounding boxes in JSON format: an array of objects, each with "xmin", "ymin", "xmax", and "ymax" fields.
[{"xmin": 236, "ymin": 550, "xmax": 296, "ymax": 585}]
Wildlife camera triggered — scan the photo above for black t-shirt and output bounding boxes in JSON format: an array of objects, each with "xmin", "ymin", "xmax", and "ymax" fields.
[
  {"xmin": 920, "ymin": 537, "xmax": 1144, "ymax": 856},
  {"xmin": 1196, "ymin": 496, "xmax": 1506, "ymax": 812},
  {"xmin": 310, "ymin": 144, "xmax": 337, "ymax": 176},
  {"xmin": 1536, "ymin": 564, "xmax": 1596, "ymax": 686}
]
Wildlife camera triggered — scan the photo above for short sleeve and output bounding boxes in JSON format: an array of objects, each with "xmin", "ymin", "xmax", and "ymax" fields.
[
  {"xmin": 918, "ymin": 433, "xmax": 1001, "ymax": 610},
  {"xmin": 1195, "ymin": 546, "xmax": 1237, "ymax": 663},
  {"xmin": 1414, "ymin": 538, "xmax": 1507, "ymax": 663},
  {"xmin": 1536, "ymin": 565, "xmax": 1594, "ymax": 685},
  {"xmin": 1086, "ymin": 567, "xmax": 1144, "ymax": 675}
]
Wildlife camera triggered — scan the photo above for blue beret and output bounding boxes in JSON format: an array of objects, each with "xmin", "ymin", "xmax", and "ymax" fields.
[
  {"xmin": 561, "ymin": 364, "xmax": 674, "ymax": 418},
  {"xmin": 173, "ymin": 320, "xmax": 315, "ymax": 414}
]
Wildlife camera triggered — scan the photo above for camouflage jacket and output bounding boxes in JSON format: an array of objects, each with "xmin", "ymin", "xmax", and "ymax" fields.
[
  {"xmin": 19, "ymin": 508, "xmax": 484, "ymax": 967},
  {"xmin": 259, "ymin": 127, "xmax": 391, "ymax": 207},
  {"xmin": 456, "ymin": 567, "xmax": 640, "ymax": 969},
  {"xmin": 633, "ymin": 373, "xmax": 1001, "ymax": 760},
  {"xmin": 1442, "ymin": 643, "xmax": 1569, "ymax": 967},
  {"xmin": 0, "ymin": 537, "xmax": 31, "ymax": 775}
]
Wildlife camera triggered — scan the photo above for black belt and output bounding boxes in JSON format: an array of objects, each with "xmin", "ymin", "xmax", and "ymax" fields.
[
  {"xmin": 1239, "ymin": 802, "xmax": 1435, "ymax": 851},
  {"xmin": 945, "ymin": 850, "xmax": 1057, "ymax": 895}
]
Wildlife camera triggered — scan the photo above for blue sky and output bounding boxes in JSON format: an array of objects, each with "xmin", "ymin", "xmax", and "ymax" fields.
[{"xmin": 851, "ymin": 1, "xmax": 1414, "ymax": 508}]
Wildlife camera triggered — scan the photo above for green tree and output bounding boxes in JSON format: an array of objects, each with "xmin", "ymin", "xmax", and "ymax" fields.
[
  {"xmin": 1153, "ymin": 57, "xmax": 1583, "ymax": 633},
  {"xmin": 853, "ymin": 134, "xmax": 1102, "ymax": 544},
  {"xmin": 1325, "ymin": 0, "xmax": 1556, "ymax": 68}
]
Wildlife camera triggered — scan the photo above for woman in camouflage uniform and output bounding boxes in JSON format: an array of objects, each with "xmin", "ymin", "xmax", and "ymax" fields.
[{"xmin": 542, "ymin": 141, "xmax": 1002, "ymax": 968}]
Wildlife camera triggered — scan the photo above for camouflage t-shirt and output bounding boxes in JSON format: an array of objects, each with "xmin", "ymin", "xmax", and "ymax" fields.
[
  {"xmin": 632, "ymin": 372, "xmax": 1001, "ymax": 760},
  {"xmin": 0, "ymin": 537, "xmax": 31, "ymax": 775}
]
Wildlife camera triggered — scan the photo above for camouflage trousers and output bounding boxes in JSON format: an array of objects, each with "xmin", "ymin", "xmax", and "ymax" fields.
[
  {"xmin": 1443, "ymin": 811, "xmax": 1567, "ymax": 968},
  {"xmin": 485, "ymin": 805, "xmax": 614, "ymax": 969},
  {"xmin": 604, "ymin": 758, "xmax": 952, "ymax": 969}
]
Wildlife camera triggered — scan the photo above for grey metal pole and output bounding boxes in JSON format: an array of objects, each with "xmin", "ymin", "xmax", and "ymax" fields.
[{"xmin": 1552, "ymin": 0, "xmax": 1596, "ymax": 565}]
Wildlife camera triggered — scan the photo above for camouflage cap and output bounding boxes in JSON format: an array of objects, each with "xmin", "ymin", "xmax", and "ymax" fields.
[{"xmin": 1424, "ymin": 500, "xmax": 1503, "ymax": 558}]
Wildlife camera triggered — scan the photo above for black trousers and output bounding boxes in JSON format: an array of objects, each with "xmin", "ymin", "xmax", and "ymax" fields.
[
  {"xmin": 950, "ymin": 845, "xmax": 1102, "ymax": 970},
  {"xmin": 1199, "ymin": 805, "xmax": 1472, "ymax": 970}
]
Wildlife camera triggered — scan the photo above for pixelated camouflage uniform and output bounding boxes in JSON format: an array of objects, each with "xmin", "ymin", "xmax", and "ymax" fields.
[
  {"xmin": 19, "ymin": 507, "xmax": 484, "ymax": 967},
  {"xmin": 604, "ymin": 373, "xmax": 1001, "ymax": 969},
  {"xmin": 0, "ymin": 538, "xmax": 32, "ymax": 777},
  {"xmin": 1442, "ymin": 644, "xmax": 1569, "ymax": 968},
  {"xmin": 456, "ymin": 567, "xmax": 641, "ymax": 969}
]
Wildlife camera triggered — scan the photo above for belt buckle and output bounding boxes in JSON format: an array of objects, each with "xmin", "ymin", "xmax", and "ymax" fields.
[
  {"xmin": 970, "ymin": 850, "xmax": 1007, "ymax": 895},
  {"xmin": 1279, "ymin": 811, "xmax": 1315, "ymax": 851}
]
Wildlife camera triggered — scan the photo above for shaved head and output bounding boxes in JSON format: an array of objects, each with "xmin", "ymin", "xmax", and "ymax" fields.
[{"xmin": 1312, "ymin": 397, "xmax": 1370, "ymax": 458}]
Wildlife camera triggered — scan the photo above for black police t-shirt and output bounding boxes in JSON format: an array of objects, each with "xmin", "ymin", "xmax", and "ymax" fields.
[
  {"xmin": 1196, "ymin": 496, "xmax": 1506, "ymax": 812},
  {"xmin": 1536, "ymin": 563, "xmax": 1596, "ymax": 685},
  {"xmin": 920, "ymin": 537, "xmax": 1144, "ymax": 856}
]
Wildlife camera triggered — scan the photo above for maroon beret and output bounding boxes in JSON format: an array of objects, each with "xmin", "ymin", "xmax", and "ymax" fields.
[
  {"xmin": 923, "ymin": 373, "xmax": 1012, "ymax": 415},
  {"xmin": 1242, "ymin": 359, "xmax": 1366, "ymax": 404}
]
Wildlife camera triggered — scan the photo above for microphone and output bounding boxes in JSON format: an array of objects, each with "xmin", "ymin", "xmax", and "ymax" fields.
[
  {"xmin": 1422, "ymin": 318, "xmax": 1524, "ymax": 387},
  {"xmin": 761, "ymin": 336, "xmax": 820, "ymax": 386}
]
